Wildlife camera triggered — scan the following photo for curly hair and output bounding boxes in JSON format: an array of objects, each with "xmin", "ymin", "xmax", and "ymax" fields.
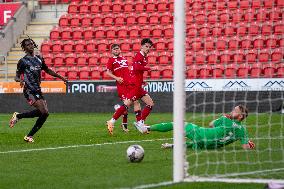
[{"xmin": 20, "ymin": 38, "xmax": 38, "ymax": 51}]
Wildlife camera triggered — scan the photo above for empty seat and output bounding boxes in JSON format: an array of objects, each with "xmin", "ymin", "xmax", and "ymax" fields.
[
  {"xmin": 123, "ymin": 0, "xmax": 134, "ymax": 13},
  {"xmin": 129, "ymin": 25, "xmax": 140, "ymax": 39},
  {"xmin": 149, "ymin": 12, "xmax": 160, "ymax": 25},
  {"xmin": 74, "ymin": 40, "xmax": 86, "ymax": 52},
  {"xmin": 90, "ymin": 66, "xmax": 101, "ymax": 80},
  {"xmin": 140, "ymin": 25, "xmax": 151, "ymax": 38},
  {"xmin": 250, "ymin": 63, "xmax": 263, "ymax": 78},
  {"xmin": 204, "ymin": 37, "xmax": 215, "ymax": 51},
  {"xmin": 152, "ymin": 25, "xmax": 163, "ymax": 38},
  {"xmin": 256, "ymin": 8, "xmax": 267, "ymax": 22},
  {"xmin": 186, "ymin": 51, "xmax": 194, "ymax": 65},
  {"xmin": 83, "ymin": 27, "xmax": 94, "ymax": 40},
  {"xmin": 161, "ymin": 65, "xmax": 173, "ymax": 79},
  {"xmin": 186, "ymin": 65, "xmax": 198, "ymax": 79},
  {"xmin": 271, "ymin": 48, "xmax": 283, "ymax": 63},
  {"xmin": 70, "ymin": 14, "xmax": 81, "ymax": 27},
  {"xmin": 240, "ymin": 36, "xmax": 252, "ymax": 49},
  {"xmin": 220, "ymin": 50, "xmax": 232, "ymax": 64},
  {"xmin": 132, "ymin": 39, "xmax": 141, "ymax": 51},
  {"xmin": 90, "ymin": 1, "xmax": 100, "ymax": 14},
  {"xmin": 253, "ymin": 35, "xmax": 265, "ymax": 49},
  {"xmin": 114, "ymin": 13, "xmax": 125, "ymax": 26},
  {"xmin": 99, "ymin": 52, "xmax": 111, "ymax": 65},
  {"xmin": 237, "ymin": 63, "xmax": 250, "ymax": 78},
  {"xmin": 95, "ymin": 26, "xmax": 105, "ymax": 39},
  {"xmin": 155, "ymin": 38, "xmax": 167, "ymax": 52},
  {"xmin": 212, "ymin": 64, "xmax": 224, "ymax": 78},
  {"xmin": 63, "ymin": 40, "xmax": 74, "ymax": 53},
  {"xmin": 219, "ymin": 10, "xmax": 230, "ymax": 24},
  {"xmin": 191, "ymin": 37, "xmax": 203, "ymax": 51},
  {"xmin": 77, "ymin": 53, "xmax": 88, "ymax": 66},
  {"xmin": 147, "ymin": 51, "xmax": 158, "ymax": 65},
  {"xmin": 262, "ymin": 22, "xmax": 273, "ymax": 36},
  {"xmin": 199, "ymin": 23, "xmax": 210, "ymax": 37},
  {"xmin": 274, "ymin": 21, "xmax": 284, "ymax": 35},
  {"xmin": 120, "ymin": 39, "xmax": 131, "ymax": 52},
  {"xmin": 276, "ymin": 63, "xmax": 284, "ymax": 77},
  {"xmin": 216, "ymin": 37, "xmax": 227, "ymax": 51},
  {"xmin": 224, "ymin": 64, "xmax": 236, "ymax": 78},
  {"xmin": 160, "ymin": 12, "xmax": 173, "ymax": 25},
  {"xmin": 195, "ymin": 10, "xmax": 206, "ymax": 24},
  {"xmin": 266, "ymin": 35, "xmax": 278, "ymax": 48},
  {"xmin": 79, "ymin": 66, "xmax": 90, "ymax": 80},
  {"xmin": 145, "ymin": 0, "xmax": 156, "ymax": 12},
  {"xmin": 263, "ymin": 63, "xmax": 276, "ymax": 77},
  {"xmin": 72, "ymin": 27, "xmax": 83, "ymax": 40},
  {"xmin": 164, "ymin": 25, "xmax": 174, "ymax": 38},
  {"xmin": 134, "ymin": 0, "xmax": 146, "ymax": 12},
  {"xmin": 81, "ymin": 14, "xmax": 92, "ymax": 27},
  {"xmin": 50, "ymin": 27, "xmax": 61, "ymax": 40},
  {"xmin": 42, "ymin": 53, "xmax": 53, "ymax": 66},
  {"xmin": 212, "ymin": 23, "xmax": 222, "ymax": 37},
  {"xmin": 106, "ymin": 26, "xmax": 117, "ymax": 39},
  {"xmin": 92, "ymin": 14, "xmax": 103, "ymax": 27},
  {"xmin": 195, "ymin": 51, "xmax": 207, "ymax": 65},
  {"xmin": 112, "ymin": 0, "xmax": 123, "ymax": 13},
  {"xmin": 126, "ymin": 12, "xmax": 137, "ymax": 25},
  {"xmin": 56, "ymin": 67, "xmax": 68, "ymax": 80},
  {"xmin": 41, "ymin": 40, "xmax": 52, "ymax": 54},
  {"xmin": 245, "ymin": 49, "xmax": 257, "ymax": 63},
  {"xmin": 53, "ymin": 53, "xmax": 65, "ymax": 67},
  {"xmin": 149, "ymin": 66, "xmax": 161, "ymax": 79},
  {"xmin": 96, "ymin": 39, "xmax": 109, "ymax": 52},
  {"xmin": 88, "ymin": 52, "xmax": 99, "ymax": 66},
  {"xmin": 59, "ymin": 14, "xmax": 70, "ymax": 27},
  {"xmin": 79, "ymin": 1, "xmax": 89, "ymax": 14},
  {"xmin": 51, "ymin": 40, "xmax": 63, "ymax": 53},
  {"xmin": 117, "ymin": 26, "xmax": 128, "ymax": 39},
  {"xmin": 101, "ymin": 1, "xmax": 112, "ymax": 13},
  {"xmin": 158, "ymin": 52, "xmax": 172, "ymax": 65},
  {"xmin": 157, "ymin": 0, "xmax": 168, "ymax": 12},
  {"xmin": 224, "ymin": 23, "xmax": 235, "ymax": 37},
  {"xmin": 61, "ymin": 27, "xmax": 72, "ymax": 40},
  {"xmin": 207, "ymin": 50, "xmax": 219, "ymax": 64},
  {"xmin": 67, "ymin": 67, "xmax": 79, "ymax": 80},
  {"xmin": 68, "ymin": 2, "xmax": 78, "ymax": 13},
  {"xmin": 228, "ymin": 36, "xmax": 240, "ymax": 50},
  {"xmin": 199, "ymin": 65, "xmax": 211, "ymax": 78},
  {"xmin": 258, "ymin": 49, "xmax": 270, "ymax": 63},
  {"xmin": 86, "ymin": 39, "xmax": 96, "ymax": 52}
]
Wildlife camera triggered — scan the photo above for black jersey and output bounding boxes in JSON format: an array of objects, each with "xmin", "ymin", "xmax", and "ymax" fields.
[{"xmin": 16, "ymin": 55, "xmax": 48, "ymax": 93}]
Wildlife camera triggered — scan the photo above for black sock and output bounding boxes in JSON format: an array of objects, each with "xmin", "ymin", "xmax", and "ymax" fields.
[
  {"xmin": 17, "ymin": 109, "xmax": 41, "ymax": 119},
  {"xmin": 27, "ymin": 113, "xmax": 49, "ymax": 136}
]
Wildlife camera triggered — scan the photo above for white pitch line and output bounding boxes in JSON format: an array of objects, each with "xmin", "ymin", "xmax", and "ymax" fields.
[
  {"xmin": 0, "ymin": 138, "xmax": 172, "ymax": 154},
  {"xmin": 216, "ymin": 168, "xmax": 284, "ymax": 178}
]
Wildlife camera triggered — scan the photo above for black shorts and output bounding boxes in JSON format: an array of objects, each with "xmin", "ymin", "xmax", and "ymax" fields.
[{"xmin": 23, "ymin": 88, "xmax": 44, "ymax": 105}]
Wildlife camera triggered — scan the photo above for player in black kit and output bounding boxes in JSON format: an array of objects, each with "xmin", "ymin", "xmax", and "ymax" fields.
[{"xmin": 9, "ymin": 38, "xmax": 68, "ymax": 143}]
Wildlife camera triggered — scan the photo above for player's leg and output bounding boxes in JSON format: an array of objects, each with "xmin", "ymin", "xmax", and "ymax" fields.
[
  {"xmin": 25, "ymin": 99, "xmax": 49, "ymax": 142},
  {"xmin": 149, "ymin": 122, "xmax": 174, "ymax": 132},
  {"xmin": 139, "ymin": 94, "xmax": 154, "ymax": 124},
  {"xmin": 106, "ymin": 99, "xmax": 132, "ymax": 135},
  {"xmin": 121, "ymin": 111, "xmax": 129, "ymax": 132},
  {"xmin": 133, "ymin": 100, "xmax": 142, "ymax": 122}
]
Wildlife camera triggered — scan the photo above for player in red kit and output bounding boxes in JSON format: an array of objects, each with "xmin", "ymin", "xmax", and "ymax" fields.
[
  {"xmin": 106, "ymin": 44, "xmax": 142, "ymax": 134},
  {"xmin": 106, "ymin": 39, "xmax": 155, "ymax": 135}
]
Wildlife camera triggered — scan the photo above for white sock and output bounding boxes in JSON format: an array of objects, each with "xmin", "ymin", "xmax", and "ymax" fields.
[{"xmin": 110, "ymin": 118, "xmax": 116, "ymax": 124}]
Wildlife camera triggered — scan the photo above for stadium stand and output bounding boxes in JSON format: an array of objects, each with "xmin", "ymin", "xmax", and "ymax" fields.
[{"xmin": 36, "ymin": 0, "xmax": 284, "ymax": 81}]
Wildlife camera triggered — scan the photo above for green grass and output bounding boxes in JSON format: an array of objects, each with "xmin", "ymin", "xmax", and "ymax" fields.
[{"xmin": 0, "ymin": 113, "xmax": 283, "ymax": 189}]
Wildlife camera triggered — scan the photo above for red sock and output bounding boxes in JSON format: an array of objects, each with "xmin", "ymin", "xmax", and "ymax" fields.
[
  {"xmin": 113, "ymin": 105, "xmax": 127, "ymax": 120},
  {"xmin": 141, "ymin": 105, "xmax": 152, "ymax": 122},
  {"xmin": 135, "ymin": 110, "xmax": 141, "ymax": 122},
  {"xmin": 122, "ymin": 113, "xmax": 128, "ymax": 124}
]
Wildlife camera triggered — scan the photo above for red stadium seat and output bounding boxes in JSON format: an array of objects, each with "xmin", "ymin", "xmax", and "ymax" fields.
[
  {"xmin": 245, "ymin": 49, "xmax": 257, "ymax": 63},
  {"xmin": 103, "ymin": 13, "xmax": 114, "ymax": 26},
  {"xmin": 96, "ymin": 39, "xmax": 109, "ymax": 52},
  {"xmin": 191, "ymin": 37, "xmax": 203, "ymax": 51},
  {"xmin": 212, "ymin": 23, "xmax": 222, "ymax": 37},
  {"xmin": 137, "ymin": 12, "xmax": 148, "ymax": 25},
  {"xmin": 117, "ymin": 26, "xmax": 128, "ymax": 39},
  {"xmin": 256, "ymin": 8, "xmax": 267, "ymax": 22},
  {"xmin": 59, "ymin": 14, "xmax": 70, "ymax": 27},
  {"xmin": 65, "ymin": 53, "xmax": 76, "ymax": 67},
  {"xmin": 252, "ymin": 0, "xmax": 262, "ymax": 9},
  {"xmin": 79, "ymin": 1, "xmax": 89, "ymax": 14},
  {"xmin": 51, "ymin": 40, "xmax": 63, "ymax": 53},
  {"xmin": 195, "ymin": 51, "xmax": 207, "ymax": 65},
  {"xmin": 228, "ymin": 36, "xmax": 240, "ymax": 50},
  {"xmin": 216, "ymin": 1, "xmax": 226, "ymax": 10},
  {"xmin": 92, "ymin": 14, "xmax": 103, "ymax": 27},
  {"xmin": 160, "ymin": 12, "xmax": 173, "ymax": 25},
  {"xmin": 231, "ymin": 9, "xmax": 243, "ymax": 23},
  {"xmin": 216, "ymin": 37, "xmax": 227, "ymax": 51},
  {"xmin": 268, "ymin": 8, "xmax": 282, "ymax": 21},
  {"xmin": 99, "ymin": 52, "xmax": 111, "ymax": 65},
  {"xmin": 114, "ymin": 13, "xmax": 125, "ymax": 26},
  {"xmin": 101, "ymin": 1, "xmax": 112, "ymax": 13},
  {"xmin": 72, "ymin": 27, "xmax": 83, "ymax": 40},
  {"xmin": 147, "ymin": 51, "xmax": 158, "ymax": 65},
  {"xmin": 208, "ymin": 11, "xmax": 218, "ymax": 24},
  {"xmin": 86, "ymin": 39, "xmax": 96, "ymax": 53},
  {"xmin": 152, "ymin": 25, "xmax": 163, "ymax": 39},
  {"xmin": 274, "ymin": 21, "xmax": 284, "ymax": 35},
  {"xmin": 199, "ymin": 65, "xmax": 211, "ymax": 78},
  {"xmin": 41, "ymin": 40, "xmax": 52, "ymax": 54},
  {"xmin": 276, "ymin": 63, "xmax": 284, "ymax": 77},
  {"xmin": 186, "ymin": 11, "xmax": 194, "ymax": 24},
  {"xmin": 237, "ymin": 64, "xmax": 250, "ymax": 78},
  {"xmin": 43, "ymin": 67, "xmax": 56, "ymax": 80},
  {"xmin": 90, "ymin": 1, "xmax": 100, "ymax": 14},
  {"xmin": 42, "ymin": 53, "xmax": 53, "ymax": 67},
  {"xmin": 258, "ymin": 49, "xmax": 270, "ymax": 63},
  {"xmin": 68, "ymin": 2, "xmax": 78, "ymax": 14},
  {"xmin": 262, "ymin": 22, "xmax": 273, "ymax": 36},
  {"xmin": 120, "ymin": 39, "xmax": 131, "ymax": 52},
  {"xmin": 126, "ymin": 12, "xmax": 137, "ymax": 25},
  {"xmin": 239, "ymin": 0, "xmax": 250, "ymax": 9},
  {"xmin": 212, "ymin": 64, "xmax": 224, "ymax": 78},
  {"xmin": 149, "ymin": 12, "xmax": 160, "ymax": 25},
  {"xmin": 81, "ymin": 14, "xmax": 92, "ymax": 27},
  {"xmin": 88, "ymin": 52, "xmax": 99, "ymax": 66},
  {"xmin": 74, "ymin": 40, "xmax": 86, "ymax": 52},
  {"xmin": 62, "ymin": 40, "xmax": 74, "ymax": 53},
  {"xmin": 236, "ymin": 22, "xmax": 247, "ymax": 37},
  {"xmin": 161, "ymin": 65, "xmax": 173, "ymax": 79},
  {"xmin": 123, "ymin": 0, "xmax": 133, "ymax": 13},
  {"xmin": 186, "ymin": 51, "xmax": 194, "ymax": 65},
  {"xmin": 95, "ymin": 26, "xmax": 105, "ymax": 39},
  {"xmin": 140, "ymin": 25, "xmax": 151, "ymax": 38},
  {"xmin": 129, "ymin": 25, "xmax": 140, "ymax": 39},
  {"xmin": 83, "ymin": 27, "xmax": 94, "ymax": 40},
  {"xmin": 248, "ymin": 22, "xmax": 259, "ymax": 36},
  {"xmin": 167, "ymin": 40, "xmax": 173, "ymax": 51},
  {"xmin": 266, "ymin": 35, "xmax": 278, "ymax": 48},
  {"xmin": 219, "ymin": 10, "xmax": 230, "ymax": 24},
  {"xmin": 232, "ymin": 50, "xmax": 245, "ymax": 64},
  {"xmin": 155, "ymin": 38, "xmax": 167, "ymax": 52},
  {"xmin": 67, "ymin": 67, "xmax": 79, "ymax": 80},
  {"xmin": 157, "ymin": 0, "xmax": 168, "ymax": 12},
  {"xmin": 207, "ymin": 50, "xmax": 219, "ymax": 64},
  {"xmin": 199, "ymin": 23, "xmax": 210, "ymax": 37},
  {"xmin": 224, "ymin": 64, "xmax": 236, "ymax": 78},
  {"xmin": 53, "ymin": 53, "xmax": 65, "ymax": 67},
  {"xmin": 106, "ymin": 26, "xmax": 117, "ymax": 39},
  {"xmin": 50, "ymin": 26, "xmax": 61, "ymax": 40},
  {"xmin": 79, "ymin": 66, "xmax": 90, "ymax": 80},
  {"xmin": 70, "ymin": 14, "xmax": 80, "ymax": 27},
  {"xmin": 132, "ymin": 39, "xmax": 141, "ymax": 52},
  {"xmin": 77, "ymin": 53, "xmax": 88, "ymax": 66},
  {"xmin": 158, "ymin": 52, "xmax": 172, "ymax": 65},
  {"xmin": 263, "ymin": 63, "xmax": 276, "ymax": 78},
  {"xmin": 195, "ymin": 10, "xmax": 206, "ymax": 25},
  {"xmin": 280, "ymin": 38, "xmax": 284, "ymax": 47},
  {"xmin": 186, "ymin": 65, "xmax": 198, "ymax": 79},
  {"xmin": 224, "ymin": 23, "xmax": 235, "ymax": 37},
  {"xmin": 134, "ymin": 0, "xmax": 145, "ymax": 12},
  {"xmin": 56, "ymin": 67, "xmax": 68, "ymax": 80},
  {"xmin": 220, "ymin": 50, "xmax": 232, "ymax": 64},
  {"xmin": 271, "ymin": 48, "xmax": 283, "ymax": 63},
  {"xmin": 149, "ymin": 66, "xmax": 161, "ymax": 79},
  {"xmin": 112, "ymin": 0, "xmax": 123, "ymax": 13},
  {"xmin": 240, "ymin": 36, "xmax": 252, "ymax": 49},
  {"xmin": 90, "ymin": 66, "xmax": 101, "ymax": 80},
  {"xmin": 253, "ymin": 35, "xmax": 265, "ymax": 49},
  {"xmin": 146, "ymin": 0, "xmax": 156, "ymax": 12},
  {"xmin": 164, "ymin": 24, "xmax": 174, "ymax": 38},
  {"xmin": 168, "ymin": 1, "xmax": 174, "ymax": 11},
  {"xmin": 250, "ymin": 63, "xmax": 263, "ymax": 78},
  {"xmin": 227, "ymin": 1, "xmax": 238, "ymax": 9},
  {"xmin": 61, "ymin": 27, "xmax": 72, "ymax": 40},
  {"xmin": 276, "ymin": 0, "xmax": 284, "ymax": 7},
  {"xmin": 203, "ymin": 1, "xmax": 214, "ymax": 10},
  {"xmin": 187, "ymin": 24, "xmax": 197, "ymax": 37}
]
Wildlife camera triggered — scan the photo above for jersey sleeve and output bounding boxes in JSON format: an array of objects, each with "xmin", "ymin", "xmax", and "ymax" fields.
[
  {"xmin": 238, "ymin": 126, "xmax": 249, "ymax": 144},
  {"xmin": 16, "ymin": 59, "xmax": 25, "ymax": 77},
  {"xmin": 37, "ymin": 55, "xmax": 48, "ymax": 71},
  {"xmin": 213, "ymin": 116, "xmax": 229, "ymax": 127},
  {"xmin": 106, "ymin": 58, "xmax": 113, "ymax": 71}
]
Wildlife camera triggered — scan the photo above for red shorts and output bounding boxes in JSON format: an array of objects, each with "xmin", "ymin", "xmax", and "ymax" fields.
[
  {"xmin": 125, "ymin": 84, "xmax": 148, "ymax": 101},
  {"xmin": 117, "ymin": 84, "xmax": 128, "ymax": 100}
]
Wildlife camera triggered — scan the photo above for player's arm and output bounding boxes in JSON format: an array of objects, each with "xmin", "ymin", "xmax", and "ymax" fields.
[
  {"xmin": 133, "ymin": 61, "xmax": 151, "ymax": 71},
  {"xmin": 239, "ymin": 126, "xmax": 255, "ymax": 150},
  {"xmin": 106, "ymin": 70, "xmax": 123, "ymax": 84},
  {"xmin": 209, "ymin": 120, "xmax": 215, "ymax": 128},
  {"xmin": 15, "ymin": 60, "xmax": 24, "ymax": 87},
  {"xmin": 242, "ymin": 140, "xmax": 255, "ymax": 150}
]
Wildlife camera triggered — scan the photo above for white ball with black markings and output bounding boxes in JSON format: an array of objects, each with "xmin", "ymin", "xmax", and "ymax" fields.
[{"xmin": 126, "ymin": 145, "xmax": 144, "ymax": 163}]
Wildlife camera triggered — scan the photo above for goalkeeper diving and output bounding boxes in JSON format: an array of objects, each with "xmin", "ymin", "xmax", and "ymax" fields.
[{"xmin": 136, "ymin": 105, "xmax": 255, "ymax": 150}]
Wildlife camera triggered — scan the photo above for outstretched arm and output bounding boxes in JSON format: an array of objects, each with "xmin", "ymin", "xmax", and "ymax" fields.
[
  {"xmin": 45, "ymin": 68, "xmax": 68, "ymax": 83},
  {"xmin": 106, "ymin": 70, "xmax": 123, "ymax": 84},
  {"xmin": 242, "ymin": 140, "xmax": 255, "ymax": 150}
]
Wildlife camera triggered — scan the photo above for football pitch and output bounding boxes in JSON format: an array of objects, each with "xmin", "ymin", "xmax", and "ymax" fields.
[{"xmin": 0, "ymin": 112, "xmax": 282, "ymax": 189}]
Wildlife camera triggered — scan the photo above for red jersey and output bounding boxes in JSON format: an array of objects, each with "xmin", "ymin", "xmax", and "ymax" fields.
[
  {"xmin": 131, "ymin": 51, "xmax": 150, "ymax": 86},
  {"xmin": 107, "ymin": 56, "xmax": 130, "ymax": 84}
]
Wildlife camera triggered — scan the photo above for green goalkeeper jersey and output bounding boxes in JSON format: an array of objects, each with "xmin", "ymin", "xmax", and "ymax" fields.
[{"xmin": 185, "ymin": 116, "xmax": 249, "ymax": 149}]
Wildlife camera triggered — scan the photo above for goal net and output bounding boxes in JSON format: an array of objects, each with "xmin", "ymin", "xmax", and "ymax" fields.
[{"xmin": 173, "ymin": 0, "xmax": 284, "ymax": 184}]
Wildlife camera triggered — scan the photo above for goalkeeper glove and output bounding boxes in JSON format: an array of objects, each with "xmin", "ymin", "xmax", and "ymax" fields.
[{"xmin": 248, "ymin": 140, "xmax": 255, "ymax": 149}]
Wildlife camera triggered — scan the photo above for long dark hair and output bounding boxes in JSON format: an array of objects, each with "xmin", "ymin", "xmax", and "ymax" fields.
[{"xmin": 20, "ymin": 36, "xmax": 38, "ymax": 51}]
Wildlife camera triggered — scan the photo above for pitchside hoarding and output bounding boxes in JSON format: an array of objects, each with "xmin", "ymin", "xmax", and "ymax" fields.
[{"xmin": 67, "ymin": 78, "xmax": 284, "ymax": 94}]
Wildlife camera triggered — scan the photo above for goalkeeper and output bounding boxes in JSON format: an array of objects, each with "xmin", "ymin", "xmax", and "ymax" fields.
[{"xmin": 146, "ymin": 105, "xmax": 255, "ymax": 150}]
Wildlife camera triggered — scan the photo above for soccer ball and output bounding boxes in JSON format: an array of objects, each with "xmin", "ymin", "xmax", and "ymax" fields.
[{"xmin": 126, "ymin": 145, "xmax": 144, "ymax": 163}]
